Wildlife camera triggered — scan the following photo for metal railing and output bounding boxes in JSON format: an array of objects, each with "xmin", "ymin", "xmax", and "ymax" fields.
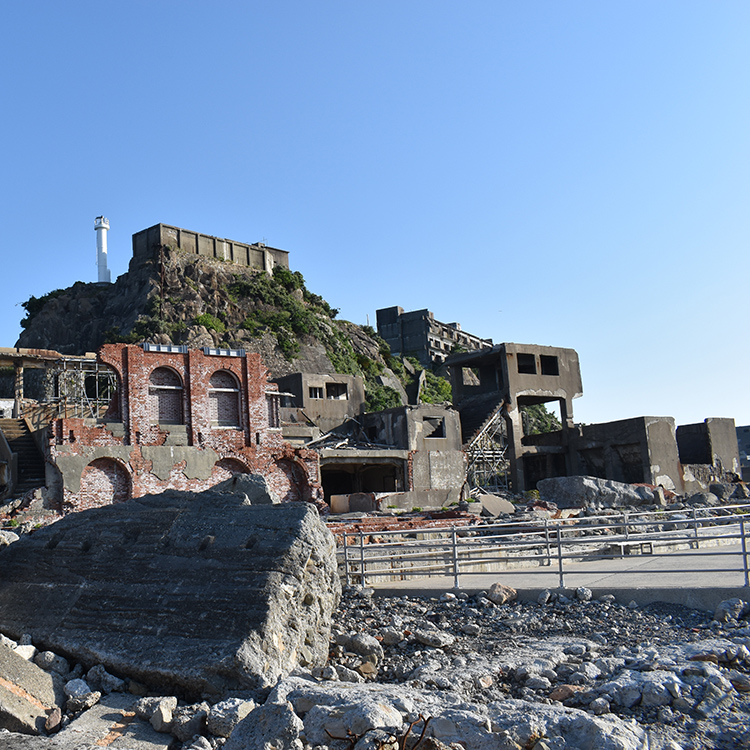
[{"xmin": 337, "ymin": 504, "xmax": 750, "ymax": 589}]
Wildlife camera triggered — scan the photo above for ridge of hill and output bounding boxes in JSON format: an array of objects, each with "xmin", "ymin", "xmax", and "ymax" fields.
[{"xmin": 15, "ymin": 248, "xmax": 412, "ymax": 410}]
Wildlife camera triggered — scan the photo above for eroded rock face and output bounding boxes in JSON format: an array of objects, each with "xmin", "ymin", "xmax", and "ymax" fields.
[{"xmin": 0, "ymin": 489, "xmax": 340, "ymax": 696}]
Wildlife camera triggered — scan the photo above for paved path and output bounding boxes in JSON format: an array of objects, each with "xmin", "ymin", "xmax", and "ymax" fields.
[{"xmin": 371, "ymin": 542, "xmax": 750, "ymax": 611}]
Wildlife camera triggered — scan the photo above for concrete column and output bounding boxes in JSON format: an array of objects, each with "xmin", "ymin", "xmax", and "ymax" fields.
[
  {"xmin": 12, "ymin": 364, "xmax": 23, "ymax": 419},
  {"xmin": 505, "ymin": 407, "xmax": 526, "ymax": 493}
]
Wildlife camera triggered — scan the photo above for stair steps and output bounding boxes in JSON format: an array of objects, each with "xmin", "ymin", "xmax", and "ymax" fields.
[{"xmin": 0, "ymin": 418, "xmax": 46, "ymax": 495}]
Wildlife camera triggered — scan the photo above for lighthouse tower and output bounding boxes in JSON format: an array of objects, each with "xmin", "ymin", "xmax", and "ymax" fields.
[{"xmin": 94, "ymin": 216, "xmax": 111, "ymax": 283}]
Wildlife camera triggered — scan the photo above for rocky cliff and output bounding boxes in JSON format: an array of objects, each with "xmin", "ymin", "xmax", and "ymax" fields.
[{"xmin": 16, "ymin": 248, "xmax": 391, "ymax": 386}]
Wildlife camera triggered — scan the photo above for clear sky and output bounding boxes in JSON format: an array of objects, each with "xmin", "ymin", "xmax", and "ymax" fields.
[{"xmin": 1, "ymin": 2, "xmax": 748, "ymax": 427}]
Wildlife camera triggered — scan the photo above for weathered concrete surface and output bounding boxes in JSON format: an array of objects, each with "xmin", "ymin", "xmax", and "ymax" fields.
[
  {"xmin": 0, "ymin": 489, "xmax": 340, "ymax": 696},
  {"xmin": 0, "ymin": 644, "xmax": 63, "ymax": 735},
  {"xmin": 538, "ymin": 475, "xmax": 655, "ymax": 509},
  {"xmin": 0, "ymin": 694, "xmax": 171, "ymax": 749}
]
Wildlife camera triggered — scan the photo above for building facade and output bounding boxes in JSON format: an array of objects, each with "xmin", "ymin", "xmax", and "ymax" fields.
[
  {"xmin": 376, "ymin": 306, "xmax": 492, "ymax": 367},
  {"xmin": 47, "ymin": 344, "xmax": 320, "ymax": 512}
]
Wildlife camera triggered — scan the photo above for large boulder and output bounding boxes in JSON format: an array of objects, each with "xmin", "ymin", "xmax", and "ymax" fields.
[
  {"xmin": 537, "ymin": 476, "xmax": 655, "ymax": 510},
  {"xmin": 0, "ymin": 486, "xmax": 340, "ymax": 696}
]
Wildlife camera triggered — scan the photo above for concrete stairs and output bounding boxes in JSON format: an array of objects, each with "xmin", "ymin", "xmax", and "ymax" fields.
[{"xmin": 0, "ymin": 419, "xmax": 45, "ymax": 496}]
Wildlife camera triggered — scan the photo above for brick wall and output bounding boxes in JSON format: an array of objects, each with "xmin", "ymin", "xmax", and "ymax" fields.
[{"xmin": 51, "ymin": 344, "xmax": 321, "ymax": 512}]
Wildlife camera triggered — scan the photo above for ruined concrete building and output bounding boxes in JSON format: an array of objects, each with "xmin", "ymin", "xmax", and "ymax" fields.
[
  {"xmin": 447, "ymin": 344, "xmax": 741, "ymax": 495},
  {"xmin": 133, "ymin": 223, "xmax": 289, "ymax": 271},
  {"xmin": 735, "ymin": 425, "xmax": 750, "ymax": 481},
  {"xmin": 448, "ymin": 343, "xmax": 582, "ymax": 493},
  {"xmin": 376, "ymin": 306, "xmax": 492, "ymax": 367}
]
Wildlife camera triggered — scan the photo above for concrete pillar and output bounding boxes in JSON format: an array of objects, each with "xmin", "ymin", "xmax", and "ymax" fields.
[
  {"xmin": 12, "ymin": 364, "xmax": 23, "ymax": 419},
  {"xmin": 505, "ymin": 407, "xmax": 525, "ymax": 493}
]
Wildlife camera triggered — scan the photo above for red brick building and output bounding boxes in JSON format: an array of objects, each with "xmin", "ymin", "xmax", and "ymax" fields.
[{"xmin": 49, "ymin": 344, "xmax": 321, "ymax": 512}]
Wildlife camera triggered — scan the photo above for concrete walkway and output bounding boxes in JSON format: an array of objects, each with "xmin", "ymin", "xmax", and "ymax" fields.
[{"xmin": 371, "ymin": 542, "xmax": 750, "ymax": 612}]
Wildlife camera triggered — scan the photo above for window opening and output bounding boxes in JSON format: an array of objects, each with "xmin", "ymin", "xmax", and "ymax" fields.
[
  {"xmin": 267, "ymin": 394, "xmax": 280, "ymax": 428},
  {"xmin": 326, "ymin": 382, "xmax": 348, "ymax": 400},
  {"xmin": 309, "ymin": 386, "xmax": 323, "ymax": 400},
  {"xmin": 540, "ymin": 355, "xmax": 559, "ymax": 376},
  {"xmin": 517, "ymin": 353, "xmax": 536, "ymax": 374},
  {"xmin": 424, "ymin": 417, "xmax": 446, "ymax": 438}
]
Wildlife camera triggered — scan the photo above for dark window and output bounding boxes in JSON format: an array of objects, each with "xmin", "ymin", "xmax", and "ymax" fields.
[
  {"xmin": 517, "ymin": 353, "xmax": 536, "ymax": 374},
  {"xmin": 208, "ymin": 371, "xmax": 241, "ymax": 427},
  {"xmin": 266, "ymin": 394, "xmax": 280, "ymax": 428},
  {"xmin": 540, "ymin": 355, "xmax": 559, "ymax": 376},
  {"xmin": 424, "ymin": 417, "xmax": 446, "ymax": 438},
  {"xmin": 308, "ymin": 386, "xmax": 323, "ymax": 399}
]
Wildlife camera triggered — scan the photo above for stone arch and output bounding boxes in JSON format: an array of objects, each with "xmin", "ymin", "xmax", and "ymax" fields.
[
  {"xmin": 78, "ymin": 458, "xmax": 131, "ymax": 509},
  {"xmin": 209, "ymin": 457, "xmax": 250, "ymax": 485},
  {"xmin": 275, "ymin": 458, "xmax": 310, "ymax": 503},
  {"xmin": 208, "ymin": 370, "xmax": 241, "ymax": 428},
  {"xmin": 148, "ymin": 367, "xmax": 184, "ymax": 425}
]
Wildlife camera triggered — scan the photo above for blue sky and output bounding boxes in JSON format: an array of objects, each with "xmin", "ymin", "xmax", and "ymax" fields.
[{"xmin": 1, "ymin": 2, "xmax": 748, "ymax": 426}]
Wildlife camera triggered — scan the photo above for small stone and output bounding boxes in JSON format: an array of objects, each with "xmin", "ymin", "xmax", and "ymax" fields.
[
  {"xmin": 66, "ymin": 691, "xmax": 101, "ymax": 714},
  {"xmin": 171, "ymin": 702, "xmax": 209, "ymax": 742},
  {"xmin": 64, "ymin": 678, "xmax": 92, "ymax": 699},
  {"xmin": 549, "ymin": 684, "xmax": 584, "ymax": 702},
  {"xmin": 728, "ymin": 670, "xmax": 750, "ymax": 692},
  {"xmin": 380, "ymin": 629, "xmax": 403, "ymax": 646},
  {"xmin": 413, "ymin": 629, "xmax": 455, "ymax": 648},
  {"xmin": 696, "ymin": 682, "xmax": 735, "ymax": 718},
  {"xmin": 537, "ymin": 590, "xmax": 552, "ymax": 606},
  {"xmin": 150, "ymin": 702, "xmax": 174, "ymax": 733},
  {"xmin": 487, "ymin": 583, "xmax": 517, "ymax": 605},
  {"xmin": 348, "ymin": 633, "xmax": 384, "ymax": 665},
  {"xmin": 356, "ymin": 661, "xmax": 378, "ymax": 678},
  {"xmin": 35, "ymin": 651, "xmax": 69, "ymax": 675},
  {"xmin": 135, "ymin": 695, "xmax": 178, "ymax": 721},
  {"xmin": 45, "ymin": 707, "xmax": 62, "ymax": 733},
  {"xmin": 461, "ymin": 622, "xmax": 480, "ymax": 635},
  {"xmin": 86, "ymin": 664, "xmax": 125, "ymax": 693},
  {"xmin": 336, "ymin": 665, "xmax": 364, "ymax": 683},
  {"xmin": 14, "ymin": 644, "xmax": 37, "ymax": 660},
  {"xmin": 474, "ymin": 674, "xmax": 494, "ymax": 689},
  {"xmin": 589, "ymin": 697, "xmax": 610, "ymax": 715},
  {"xmin": 576, "ymin": 587, "xmax": 593, "ymax": 602},
  {"xmin": 207, "ymin": 697, "xmax": 255, "ymax": 738},
  {"xmin": 628, "ymin": 600, "xmax": 639, "ymax": 609}
]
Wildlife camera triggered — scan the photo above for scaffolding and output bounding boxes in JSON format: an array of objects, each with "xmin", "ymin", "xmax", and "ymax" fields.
[
  {"xmin": 466, "ymin": 407, "xmax": 510, "ymax": 494},
  {"xmin": 50, "ymin": 357, "xmax": 119, "ymax": 420}
]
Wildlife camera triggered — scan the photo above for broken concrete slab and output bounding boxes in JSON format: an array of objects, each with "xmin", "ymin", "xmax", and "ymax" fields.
[
  {"xmin": 0, "ymin": 643, "xmax": 63, "ymax": 735},
  {"xmin": 477, "ymin": 493, "xmax": 516, "ymax": 517},
  {"xmin": 0, "ymin": 489, "xmax": 340, "ymax": 696},
  {"xmin": 212, "ymin": 472, "xmax": 280, "ymax": 503},
  {"xmin": 0, "ymin": 694, "xmax": 172, "ymax": 749}
]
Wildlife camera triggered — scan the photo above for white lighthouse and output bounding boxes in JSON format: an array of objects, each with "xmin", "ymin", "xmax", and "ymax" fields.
[{"xmin": 94, "ymin": 216, "xmax": 111, "ymax": 284}]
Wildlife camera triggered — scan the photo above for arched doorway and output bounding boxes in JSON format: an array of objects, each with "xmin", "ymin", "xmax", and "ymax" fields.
[
  {"xmin": 148, "ymin": 367, "xmax": 184, "ymax": 425},
  {"xmin": 209, "ymin": 457, "xmax": 250, "ymax": 485},
  {"xmin": 78, "ymin": 458, "xmax": 131, "ymax": 509}
]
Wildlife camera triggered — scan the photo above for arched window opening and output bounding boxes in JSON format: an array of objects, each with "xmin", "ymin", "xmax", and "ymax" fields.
[
  {"xmin": 209, "ymin": 371, "xmax": 241, "ymax": 428},
  {"xmin": 149, "ymin": 367, "xmax": 183, "ymax": 425}
]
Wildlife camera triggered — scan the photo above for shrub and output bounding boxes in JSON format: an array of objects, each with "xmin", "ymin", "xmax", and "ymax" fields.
[{"xmin": 194, "ymin": 313, "xmax": 226, "ymax": 334}]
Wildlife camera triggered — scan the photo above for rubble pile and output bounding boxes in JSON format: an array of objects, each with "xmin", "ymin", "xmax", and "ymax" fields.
[{"xmin": 1, "ymin": 586, "xmax": 749, "ymax": 749}]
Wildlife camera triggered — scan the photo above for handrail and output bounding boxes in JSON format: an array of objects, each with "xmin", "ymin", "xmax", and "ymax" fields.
[{"xmin": 336, "ymin": 503, "xmax": 750, "ymax": 588}]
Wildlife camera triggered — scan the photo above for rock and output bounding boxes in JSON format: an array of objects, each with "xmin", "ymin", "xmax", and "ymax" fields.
[
  {"xmin": 224, "ymin": 701, "xmax": 304, "ymax": 750},
  {"xmin": 576, "ymin": 587, "xmax": 593, "ymax": 602},
  {"xmin": 0, "ymin": 490, "xmax": 340, "ymax": 694},
  {"xmin": 207, "ymin": 697, "xmax": 256, "ymax": 738},
  {"xmin": 347, "ymin": 633, "xmax": 384, "ymax": 665},
  {"xmin": 0, "ymin": 531, "xmax": 19, "ymax": 548},
  {"xmin": 413, "ymin": 630, "xmax": 455, "ymax": 648},
  {"xmin": 212, "ymin": 473, "xmax": 281, "ymax": 504},
  {"xmin": 184, "ymin": 737, "xmax": 213, "ymax": 750},
  {"xmin": 714, "ymin": 597, "xmax": 747, "ymax": 623},
  {"xmin": 171, "ymin": 702, "xmax": 209, "ymax": 742},
  {"xmin": 478, "ymin": 493, "xmax": 516, "ymax": 517},
  {"xmin": 134, "ymin": 695, "xmax": 178, "ymax": 721},
  {"xmin": 150, "ymin": 701, "xmax": 174, "ymax": 733},
  {"xmin": 66, "ymin": 690, "xmax": 101, "ymax": 714},
  {"xmin": 34, "ymin": 651, "xmax": 69, "ymax": 676},
  {"xmin": 487, "ymin": 583, "xmax": 517, "ymax": 605},
  {"xmin": 380, "ymin": 629, "xmax": 403, "ymax": 645},
  {"xmin": 13, "ymin": 645, "xmax": 37, "ymax": 661},
  {"xmin": 695, "ymin": 681, "xmax": 735, "ymax": 717},
  {"xmin": 63, "ymin": 679, "xmax": 91, "ymax": 699},
  {"xmin": 335, "ymin": 665, "xmax": 364, "ymax": 683},
  {"xmin": 84, "ymin": 664, "xmax": 124, "ymax": 694},
  {"xmin": 537, "ymin": 476, "xmax": 655, "ymax": 509}
]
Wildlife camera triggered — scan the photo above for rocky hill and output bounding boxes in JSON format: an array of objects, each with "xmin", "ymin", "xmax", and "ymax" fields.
[{"xmin": 15, "ymin": 247, "xmax": 421, "ymax": 410}]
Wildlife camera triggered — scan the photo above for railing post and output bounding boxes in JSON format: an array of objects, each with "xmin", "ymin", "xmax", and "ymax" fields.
[
  {"xmin": 451, "ymin": 526, "xmax": 460, "ymax": 590},
  {"xmin": 692, "ymin": 507, "xmax": 699, "ymax": 549},
  {"xmin": 557, "ymin": 526, "xmax": 565, "ymax": 589},
  {"xmin": 342, "ymin": 531, "xmax": 350, "ymax": 588},
  {"xmin": 544, "ymin": 519, "xmax": 551, "ymax": 566},
  {"xmin": 359, "ymin": 530, "xmax": 367, "ymax": 587},
  {"xmin": 741, "ymin": 518, "xmax": 749, "ymax": 588},
  {"xmin": 624, "ymin": 511, "xmax": 629, "ymax": 541}
]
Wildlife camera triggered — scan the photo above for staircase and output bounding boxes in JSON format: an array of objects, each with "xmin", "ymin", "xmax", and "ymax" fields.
[{"xmin": 0, "ymin": 419, "xmax": 46, "ymax": 496}]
